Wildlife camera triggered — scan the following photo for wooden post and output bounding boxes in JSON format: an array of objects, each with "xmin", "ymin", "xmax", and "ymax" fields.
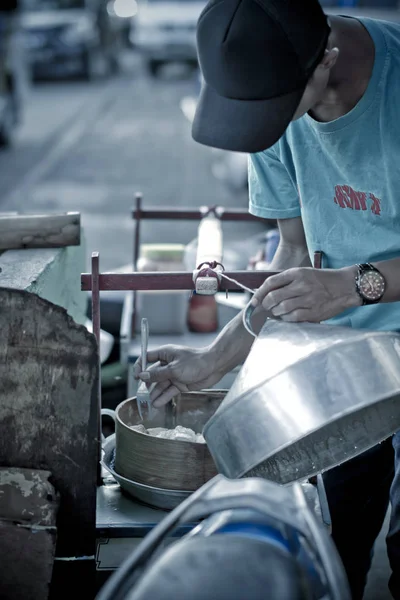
[{"xmin": 91, "ymin": 252, "xmax": 102, "ymax": 484}]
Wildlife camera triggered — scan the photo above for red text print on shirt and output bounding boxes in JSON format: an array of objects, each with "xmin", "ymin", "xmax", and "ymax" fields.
[{"xmin": 334, "ymin": 185, "xmax": 381, "ymax": 216}]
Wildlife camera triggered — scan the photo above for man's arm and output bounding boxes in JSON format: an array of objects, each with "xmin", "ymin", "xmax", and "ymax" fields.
[
  {"xmin": 134, "ymin": 217, "xmax": 310, "ymax": 406},
  {"xmin": 208, "ymin": 216, "xmax": 310, "ymax": 377},
  {"xmin": 369, "ymin": 258, "xmax": 400, "ymax": 304}
]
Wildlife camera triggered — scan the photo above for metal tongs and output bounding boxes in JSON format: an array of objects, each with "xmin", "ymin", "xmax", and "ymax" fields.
[{"xmin": 136, "ymin": 318, "xmax": 153, "ymax": 421}]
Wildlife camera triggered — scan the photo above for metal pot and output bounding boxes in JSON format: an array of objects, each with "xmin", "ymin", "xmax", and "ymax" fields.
[
  {"xmin": 101, "ymin": 435, "xmax": 193, "ymax": 510},
  {"xmin": 204, "ymin": 320, "xmax": 400, "ymax": 484},
  {"xmin": 113, "ymin": 391, "xmax": 226, "ymax": 491}
]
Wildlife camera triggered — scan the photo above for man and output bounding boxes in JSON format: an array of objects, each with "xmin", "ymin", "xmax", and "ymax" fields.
[{"xmin": 135, "ymin": 1, "xmax": 400, "ymax": 597}]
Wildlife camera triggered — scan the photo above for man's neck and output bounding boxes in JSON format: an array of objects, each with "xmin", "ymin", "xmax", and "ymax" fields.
[{"xmin": 309, "ymin": 15, "xmax": 376, "ymax": 123}]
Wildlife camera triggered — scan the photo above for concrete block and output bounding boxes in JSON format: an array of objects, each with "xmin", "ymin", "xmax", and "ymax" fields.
[
  {"xmin": 0, "ymin": 288, "xmax": 99, "ymax": 598},
  {"xmin": 0, "ymin": 468, "xmax": 59, "ymax": 600},
  {"xmin": 0, "ymin": 236, "xmax": 87, "ymax": 324}
]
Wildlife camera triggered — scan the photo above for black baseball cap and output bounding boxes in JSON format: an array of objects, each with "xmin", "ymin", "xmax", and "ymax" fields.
[{"xmin": 192, "ymin": 0, "xmax": 330, "ymax": 153}]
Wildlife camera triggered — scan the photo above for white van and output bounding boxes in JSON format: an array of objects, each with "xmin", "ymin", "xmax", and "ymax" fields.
[{"xmin": 131, "ymin": 0, "xmax": 206, "ymax": 76}]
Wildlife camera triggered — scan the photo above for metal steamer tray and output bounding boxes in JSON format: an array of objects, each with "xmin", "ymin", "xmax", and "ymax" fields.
[
  {"xmin": 204, "ymin": 319, "xmax": 400, "ymax": 485},
  {"xmin": 101, "ymin": 391, "xmax": 227, "ymax": 509},
  {"xmin": 114, "ymin": 392, "xmax": 226, "ymax": 492},
  {"xmin": 102, "ymin": 435, "xmax": 192, "ymax": 511}
]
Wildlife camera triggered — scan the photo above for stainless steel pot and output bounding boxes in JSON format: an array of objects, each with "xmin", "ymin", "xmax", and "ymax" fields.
[
  {"xmin": 112, "ymin": 391, "xmax": 226, "ymax": 492},
  {"xmin": 204, "ymin": 319, "xmax": 400, "ymax": 484}
]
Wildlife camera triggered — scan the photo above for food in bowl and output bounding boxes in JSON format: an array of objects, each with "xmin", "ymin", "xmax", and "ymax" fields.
[{"xmin": 130, "ymin": 424, "xmax": 205, "ymax": 443}]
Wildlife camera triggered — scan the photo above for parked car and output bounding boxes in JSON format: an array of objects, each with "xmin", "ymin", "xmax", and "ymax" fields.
[
  {"xmin": 21, "ymin": 0, "xmax": 125, "ymax": 80},
  {"xmin": 0, "ymin": 2, "xmax": 28, "ymax": 146},
  {"xmin": 131, "ymin": 0, "xmax": 206, "ymax": 76}
]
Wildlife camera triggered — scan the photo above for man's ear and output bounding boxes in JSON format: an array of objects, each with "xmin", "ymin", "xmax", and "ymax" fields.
[{"xmin": 320, "ymin": 47, "xmax": 339, "ymax": 71}]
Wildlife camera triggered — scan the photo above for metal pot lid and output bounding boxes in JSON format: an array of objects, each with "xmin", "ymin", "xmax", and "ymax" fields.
[{"xmin": 203, "ymin": 320, "xmax": 400, "ymax": 484}]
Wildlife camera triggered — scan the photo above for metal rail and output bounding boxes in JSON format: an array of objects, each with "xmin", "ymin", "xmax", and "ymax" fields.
[
  {"xmin": 130, "ymin": 194, "xmax": 270, "ymax": 333},
  {"xmin": 81, "ymin": 269, "xmax": 275, "ymax": 292}
]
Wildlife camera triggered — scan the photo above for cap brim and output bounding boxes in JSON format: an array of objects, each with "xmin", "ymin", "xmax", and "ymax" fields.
[{"xmin": 192, "ymin": 82, "xmax": 305, "ymax": 154}]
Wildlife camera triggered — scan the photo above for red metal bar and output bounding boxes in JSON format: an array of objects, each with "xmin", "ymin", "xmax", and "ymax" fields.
[
  {"xmin": 90, "ymin": 252, "xmax": 102, "ymax": 484},
  {"xmin": 81, "ymin": 270, "xmax": 277, "ymax": 292},
  {"xmin": 133, "ymin": 192, "xmax": 142, "ymax": 271},
  {"xmin": 131, "ymin": 206, "xmax": 267, "ymax": 222}
]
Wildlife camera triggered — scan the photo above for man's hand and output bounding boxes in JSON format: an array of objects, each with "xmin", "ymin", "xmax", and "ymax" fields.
[
  {"xmin": 134, "ymin": 345, "xmax": 224, "ymax": 408},
  {"xmin": 251, "ymin": 266, "xmax": 361, "ymax": 323}
]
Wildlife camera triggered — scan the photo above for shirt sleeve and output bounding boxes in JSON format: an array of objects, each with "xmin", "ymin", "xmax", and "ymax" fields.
[{"xmin": 248, "ymin": 148, "xmax": 301, "ymax": 220}]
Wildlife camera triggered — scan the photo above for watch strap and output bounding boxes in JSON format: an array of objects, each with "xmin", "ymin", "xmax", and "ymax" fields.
[
  {"xmin": 355, "ymin": 263, "xmax": 385, "ymax": 305},
  {"xmin": 356, "ymin": 263, "xmax": 375, "ymax": 274}
]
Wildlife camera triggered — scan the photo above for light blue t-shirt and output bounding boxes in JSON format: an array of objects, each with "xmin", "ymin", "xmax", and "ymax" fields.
[{"xmin": 249, "ymin": 17, "xmax": 400, "ymax": 331}]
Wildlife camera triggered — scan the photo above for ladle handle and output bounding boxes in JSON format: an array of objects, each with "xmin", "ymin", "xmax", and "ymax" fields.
[
  {"xmin": 141, "ymin": 318, "xmax": 149, "ymax": 372},
  {"xmin": 243, "ymin": 301, "xmax": 257, "ymax": 337}
]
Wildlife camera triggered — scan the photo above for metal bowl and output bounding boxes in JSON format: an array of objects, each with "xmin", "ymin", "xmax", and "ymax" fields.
[
  {"xmin": 102, "ymin": 435, "xmax": 192, "ymax": 510},
  {"xmin": 204, "ymin": 320, "xmax": 400, "ymax": 484},
  {"xmin": 115, "ymin": 391, "xmax": 227, "ymax": 491}
]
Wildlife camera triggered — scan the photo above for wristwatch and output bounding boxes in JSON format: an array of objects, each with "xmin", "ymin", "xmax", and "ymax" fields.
[{"xmin": 355, "ymin": 263, "xmax": 386, "ymax": 305}]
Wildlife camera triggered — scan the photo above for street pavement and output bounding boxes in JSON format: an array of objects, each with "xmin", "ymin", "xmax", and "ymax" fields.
[
  {"xmin": 0, "ymin": 52, "xmax": 394, "ymax": 599},
  {"xmin": 0, "ymin": 55, "xmax": 263, "ymax": 271}
]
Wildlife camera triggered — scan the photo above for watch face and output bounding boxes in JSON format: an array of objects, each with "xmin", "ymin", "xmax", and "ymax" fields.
[{"xmin": 359, "ymin": 271, "xmax": 386, "ymax": 301}]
